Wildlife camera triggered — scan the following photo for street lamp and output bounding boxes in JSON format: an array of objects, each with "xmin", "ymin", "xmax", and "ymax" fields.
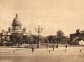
[
  {"xmin": 55, "ymin": 36, "xmax": 59, "ymax": 49},
  {"xmin": 35, "ymin": 26, "xmax": 43, "ymax": 48},
  {"xmin": 29, "ymin": 30, "xmax": 33, "ymax": 46}
]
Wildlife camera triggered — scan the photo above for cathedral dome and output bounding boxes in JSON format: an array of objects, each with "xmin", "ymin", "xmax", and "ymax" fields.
[{"xmin": 12, "ymin": 14, "xmax": 22, "ymax": 27}]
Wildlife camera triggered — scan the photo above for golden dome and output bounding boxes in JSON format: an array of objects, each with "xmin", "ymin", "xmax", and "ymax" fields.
[{"xmin": 12, "ymin": 14, "xmax": 22, "ymax": 27}]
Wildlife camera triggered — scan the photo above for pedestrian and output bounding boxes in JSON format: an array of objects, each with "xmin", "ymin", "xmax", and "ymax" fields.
[
  {"xmin": 32, "ymin": 47, "xmax": 34, "ymax": 52},
  {"xmin": 49, "ymin": 50, "xmax": 50, "ymax": 52},
  {"xmin": 65, "ymin": 45, "xmax": 67, "ymax": 48},
  {"xmin": 80, "ymin": 49, "xmax": 81, "ymax": 52},
  {"xmin": 56, "ymin": 44, "xmax": 58, "ymax": 49}
]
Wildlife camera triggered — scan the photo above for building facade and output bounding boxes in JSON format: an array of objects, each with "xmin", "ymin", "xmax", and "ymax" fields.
[{"xmin": 70, "ymin": 29, "xmax": 84, "ymax": 45}]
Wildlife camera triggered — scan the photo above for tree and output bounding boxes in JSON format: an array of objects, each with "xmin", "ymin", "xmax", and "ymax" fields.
[
  {"xmin": 62, "ymin": 36, "xmax": 70, "ymax": 44},
  {"xmin": 56, "ymin": 30, "xmax": 64, "ymax": 44},
  {"xmin": 10, "ymin": 33, "xmax": 23, "ymax": 47},
  {"xmin": 16, "ymin": 33, "xmax": 23, "ymax": 47}
]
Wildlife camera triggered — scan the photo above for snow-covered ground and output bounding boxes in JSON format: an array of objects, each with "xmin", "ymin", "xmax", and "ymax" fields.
[
  {"xmin": 0, "ymin": 47, "xmax": 84, "ymax": 62},
  {"xmin": 0, "ymin": 47, "xmax": 84, "ymax": 55}
]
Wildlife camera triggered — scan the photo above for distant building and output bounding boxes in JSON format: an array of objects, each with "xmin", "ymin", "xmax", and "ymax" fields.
[{"xmin": 70, "ymin": 29, "xmax": 84, "ymax": 45}]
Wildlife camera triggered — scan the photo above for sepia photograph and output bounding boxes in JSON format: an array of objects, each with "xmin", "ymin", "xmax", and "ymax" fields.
[{"xmin": 0, "ymin": 0, "xmax": 84, "ymax": 62}]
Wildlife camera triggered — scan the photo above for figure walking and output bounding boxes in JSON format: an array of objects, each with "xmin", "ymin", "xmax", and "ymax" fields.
[
  {"xmin": 65, "ymin": 45, "xmax": 67, "ymax": 48},
  {"xmin": 56, "ymin": 44, "xmax": 58, "ymax": 49},
  {"xmin": 32, "ymin": 47, "xmax": 34, "ymax": 52}
]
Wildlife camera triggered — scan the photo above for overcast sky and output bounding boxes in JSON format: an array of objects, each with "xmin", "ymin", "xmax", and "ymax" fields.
[{"xmin": 0, "ymin": 0, "xmax": 84, "ymax": 36}]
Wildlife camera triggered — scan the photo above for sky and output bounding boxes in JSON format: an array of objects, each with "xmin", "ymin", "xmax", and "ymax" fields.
[{"xmin": 0, "ymin": 0, "xmax": 84, "ymax": 36}]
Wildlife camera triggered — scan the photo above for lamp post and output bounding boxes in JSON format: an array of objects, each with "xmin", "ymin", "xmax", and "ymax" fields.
[
  {"xmin": 55, "ymin": 36, "xmax": 59, "ymax": 49},
  {"xmin": 35, "ymin": 26, "xmax": 43, "ymax": 48},
  {"xmin": 53, "ymin": 37, "xmax": 55, "ymax": 51},
  {"xmin": 29, "ymin": 31, "xmax": 32, "ymax": 44},
  {"xmin": 29, "ymin": 30, "xmax": 32, "ymax": 47}
]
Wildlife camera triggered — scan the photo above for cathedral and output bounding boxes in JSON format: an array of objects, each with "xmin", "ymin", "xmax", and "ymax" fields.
[{"xmin": 0, "ymin": 14, "xmax": 29, "ymax": 46}]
